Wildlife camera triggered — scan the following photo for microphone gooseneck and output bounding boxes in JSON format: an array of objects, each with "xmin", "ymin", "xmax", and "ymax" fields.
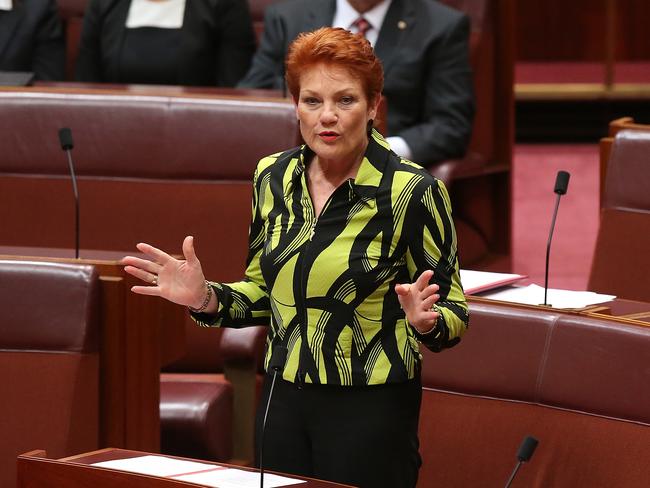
[
  {"xmin": 58, "ymin": 128, "xmax": 80, "ymax": 259},
  {"xmin": 504, "ymin": 436, "xmax": 539, "ymax": 488},
  {"xmin": 543, "ymin": 170, "xmax": 571, "ymax": 306},
  {"xmin": 259, "ymin": 345, "xmax": 288, "ymax": 488}
]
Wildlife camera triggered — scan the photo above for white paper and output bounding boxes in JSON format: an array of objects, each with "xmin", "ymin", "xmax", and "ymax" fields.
[
  {"xmin": 479, "ymin": 284, "xmax": 615, "ymax": 309},
  {"xmin": 92, "ymin": 455, "xmax": 215, "ymax": 477},
  {"xmin": 460, "ymin": 269, "xmax": 527, "ymax": 294},
  {"xmin": 177, "ymin": 468, "xmax": 306, "ymax": 487}
]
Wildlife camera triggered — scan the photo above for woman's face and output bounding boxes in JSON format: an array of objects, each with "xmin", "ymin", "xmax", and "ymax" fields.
[{"xmin": 296, "ymin": 63, "xmax": 378, "ymax": 168}]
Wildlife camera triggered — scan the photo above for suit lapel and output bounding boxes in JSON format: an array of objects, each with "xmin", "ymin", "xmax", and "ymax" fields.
[
  {"xmin": 374, "ymin": 0, "xmax": 416, "ymax": 75},
  {"xmin": 0, "ymin": 8, "xmax": 23, "ymax": 62}
]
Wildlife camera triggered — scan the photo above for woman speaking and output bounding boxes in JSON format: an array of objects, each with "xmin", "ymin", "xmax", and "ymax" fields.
[{"xmin": 123, "ymin": 26, "xmax": 468, "ymax": 488}]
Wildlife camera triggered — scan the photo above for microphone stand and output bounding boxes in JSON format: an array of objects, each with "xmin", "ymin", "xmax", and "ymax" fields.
[
  {"xmin": 543, "ymin": 193, "xmax": 562, "ymax": 306},
  {"xmin": 63, "ymin": 148, "xmax": 80, "ymax": 259},
  {"xmin": 504, "ymin": 460, "xmax": 524, "ymax": 488},
  {"xmin": 259, "ymin": 346, "xmax": 288, "ymax": 488}
]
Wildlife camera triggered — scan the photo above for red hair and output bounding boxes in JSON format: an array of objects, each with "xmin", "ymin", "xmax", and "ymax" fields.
[{"xmin": 285, "ymin": 27, "xmax": 384, "ymax": 104}]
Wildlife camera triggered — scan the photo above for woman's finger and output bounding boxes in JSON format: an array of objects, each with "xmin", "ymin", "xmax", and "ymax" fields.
[
  {"xmin": 421, "ymin": 294, "xmax": 440, "ymax": 310},
  {"xmin": 131, "ymin": 285, "xmax": 161, "ymax": 296},
  {"xmin": 414, "ymin": 270, "xmax": 434, "ymax": 292},
  {"xmin": 419, "ymin": 283, "xmax": 439, "ymax": 300},
  {"xmin": 395, "ymin": 283, "xmax": 411, "ymax": 296},
  {"xmin": 122, "ymin": 255, "xmax": 161, "ymax": 274},
  {"xmin": 182, "ymin": 235, "xmax": 199, "ymax": 265},
  {"xmin": 135, "ymin": 242, "xmax": 174, "ymax": 265},
  {"xmin": 124, "ymin": 265, "xmax": 158, "ymax": 285}
]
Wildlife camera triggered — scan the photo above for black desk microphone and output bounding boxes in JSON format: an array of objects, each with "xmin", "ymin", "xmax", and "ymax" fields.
[
  {"xmin": 259, "ymin": 345, "xmax": 288, "ymax": 488},
  {"xmin": 504, "ymin": 435, "xmax": 539, "ymax": 488},
  {"xmin": 58, "ymin": 128, "xmax": 80, "ymax": 259},
  {"xmin": 543, "ymin": 170, "xmax": 571, "ymax": 306}
]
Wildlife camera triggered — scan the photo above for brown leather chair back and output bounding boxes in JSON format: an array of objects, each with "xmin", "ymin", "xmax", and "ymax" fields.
[
  {"xmin": 0, "ymin": 260, "xmax": 100, "ymax": 488},
  {"xmin": 599, "ymin": 117, "xmax": 650, "ymax": 202},
  {"xmin": 418, "ymin": 299, "xmax": 650, "ymax": 488},
  {"xmin": 56, "ymin": 0, "xmax": 88, "ymax": 80},
  {"xmin": 247, "ymin": 0, "xmax": 278, "ymax": 44},
  {"xmin": 588, "ymin": 130, "xmax": 650, "ymax": 301}
]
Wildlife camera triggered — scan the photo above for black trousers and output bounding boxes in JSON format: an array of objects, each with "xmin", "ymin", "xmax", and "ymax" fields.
[{"xmin": 255, "ymin": 375, "xmax": 422, "ymax": 488}]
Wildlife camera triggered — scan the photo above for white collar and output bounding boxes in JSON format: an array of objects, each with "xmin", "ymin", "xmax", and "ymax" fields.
[
  {"xmin": 0, "ymin": 0, "xmax": 13, "ymax": 12},
  {"xmin": 125, "ymin": 0, "xmax": 187, "ymax": 29}
]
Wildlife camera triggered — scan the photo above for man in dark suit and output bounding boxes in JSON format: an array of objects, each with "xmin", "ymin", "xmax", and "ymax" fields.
[
  {"xmin": 238, "ymin": 0, "xmax": 475, "ymax": 167},
  {"xmin": 0, "ymin": 0, "xmax": 65, "ymax": 80}
]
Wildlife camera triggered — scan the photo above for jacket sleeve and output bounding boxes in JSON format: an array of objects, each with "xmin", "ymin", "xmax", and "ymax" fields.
[
  {"xmin": 404, "ymin": 176, "xmax": 469, "ymax": 351},
  {"xmin": 192, "ymin": 163, "xmax": 272, "ymax": 328},
  {"xmin": 398, "ymin": 13, "xmax": 475, "ymax": 166}
]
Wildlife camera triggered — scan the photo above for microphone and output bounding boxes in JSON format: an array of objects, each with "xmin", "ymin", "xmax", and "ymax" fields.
[
  {"xmin": 58, "ymin": 128, "xmax": 80, "ymax": 259},
  {"xmin": 542, "ymin": 170, "xmax": 571, "ymax": 306},
  {"xmin": 504, "ymin": 435, "xmax": 539, "ymax": 488},
  {"xmin": 259, "ymin": 345, "xmax": 288, "ymax": 488}
]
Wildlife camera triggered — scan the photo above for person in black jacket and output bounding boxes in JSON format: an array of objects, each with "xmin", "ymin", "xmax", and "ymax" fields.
[
  {"xmin": 238, "ymin": 0, "xmax": 475, "ymax": 167},
  {"xmin": 76, "ymin": 0, "xmax": 256, "ymax": 87},
  {"xmin": 0, "ymin": 0, "xmax": 65, "ymax": 80}
]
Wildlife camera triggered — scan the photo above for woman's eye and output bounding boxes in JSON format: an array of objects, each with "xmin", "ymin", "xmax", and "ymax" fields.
[
  {"xmin": 340, "ymin": 96, "xmax": 354, "ymax": 105},
  {"xmin": 303, "ymin": 98, "xmax": 320, "ymax": 106}
]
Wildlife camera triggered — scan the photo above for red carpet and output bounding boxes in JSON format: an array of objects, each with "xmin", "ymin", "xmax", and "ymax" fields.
[{"xmin": 511, "ymin": 144, "xmax": 600, "ymax": 291}]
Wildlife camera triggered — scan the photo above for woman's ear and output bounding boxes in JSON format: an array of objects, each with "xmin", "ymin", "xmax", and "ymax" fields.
[{"xmin": 369, "ymin": 95, "xmax": 381, "ymax": 121}]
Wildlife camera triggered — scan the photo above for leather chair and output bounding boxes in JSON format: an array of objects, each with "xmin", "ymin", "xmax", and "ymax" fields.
[
  {"xmin": 0, "ymin": 87, "xmax": 299, "ymax": 465},
  {"xmin": 599, "ymin": 116, "xmax": 650, "ymax": 201},
  {"xmin": 588, "ymin": 129, "xmax": 650, "ymax": 302},
  {"xmin": 160, "ymin": 325, "xmax": 266, "ymax": 464},
  {"xmin": 55, "ymin": 0, "xmax": 88, "ymax": 80},
  {"xmin": 248, "ymin": 0, "xmax": 276, "ymax": 44},
  {"xmin": 0, "ymin": 260, "xmax": 100, "ymax": 488},
  {"xmin": 418, "ymin": 298, "xmax": 650, "ymax": 487}
]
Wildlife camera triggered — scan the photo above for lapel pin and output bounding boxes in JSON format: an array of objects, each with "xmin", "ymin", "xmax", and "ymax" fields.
[{"xmin": 397, "ymin": 20, "xmax": 407, "ymax": 30}]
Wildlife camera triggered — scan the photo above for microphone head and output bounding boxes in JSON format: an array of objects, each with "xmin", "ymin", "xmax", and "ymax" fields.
[
  {"xmin": 58, "ymin": 127, "xmax": 74, "ymax": 150},
  {"xmin": 554, "ymin": 170, "xmax": 570, "ymax": 195},
  {"xmin": 269, "ymin": 345, "xmax": 288, "ymax": 372},
  {"xmin": 517, "ymin": 436, "xmax": 539, "ymax": 462}
]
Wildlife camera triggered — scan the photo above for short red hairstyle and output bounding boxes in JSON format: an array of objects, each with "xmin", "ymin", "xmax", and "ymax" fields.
[{"xmin": 285, "ymin": 27, "xmax": 384, "ymax": 104}]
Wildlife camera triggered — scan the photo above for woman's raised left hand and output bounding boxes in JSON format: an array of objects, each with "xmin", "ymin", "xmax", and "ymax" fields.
[{"xmin": 395, "ymin": 270, "xmax": 440, "ymax": 334}]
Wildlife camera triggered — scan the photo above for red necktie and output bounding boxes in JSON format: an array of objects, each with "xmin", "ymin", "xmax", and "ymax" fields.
[{"xmin": 353, "ymin": 17, "xmax": 372, "ymax": 38}]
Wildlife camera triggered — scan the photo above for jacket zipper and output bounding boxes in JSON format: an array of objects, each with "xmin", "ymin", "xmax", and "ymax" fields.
[{"xmin": 297, "ymin": 192, "xmax": 336, "ymax": 388}]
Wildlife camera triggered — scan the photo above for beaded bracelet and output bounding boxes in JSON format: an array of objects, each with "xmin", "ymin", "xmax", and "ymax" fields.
[{"xmin": 188, "ymin": 280, "xmax": 213, "ymax": 313}]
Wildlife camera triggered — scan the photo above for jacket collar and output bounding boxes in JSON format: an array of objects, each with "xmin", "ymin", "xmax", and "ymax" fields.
[{"xmin": 286, "ymin": 129, "xmax": 390, "ymax": 207}]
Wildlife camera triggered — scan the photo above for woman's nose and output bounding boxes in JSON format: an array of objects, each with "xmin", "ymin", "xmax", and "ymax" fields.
[{"xmin": 320, "ymin": 103, "xmax": 338, "ymax": 124}]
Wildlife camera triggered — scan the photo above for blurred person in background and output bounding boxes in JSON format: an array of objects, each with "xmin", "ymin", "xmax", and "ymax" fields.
[
  {"xmin": 0, "ymin": 0, "xmax": 65, "ymax": 80},
  {"xmin": 76, "ymin": 0, "xmax": 256, "ymax": 86},
  {"xmin": 239, "ymin": 0, "xmax": 475, "ymax": 167}
]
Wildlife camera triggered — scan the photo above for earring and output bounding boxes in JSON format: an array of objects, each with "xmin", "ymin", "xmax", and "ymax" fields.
[{"xmin": 367, "ymin": 119, "xmax": 374, "ymax": 136}]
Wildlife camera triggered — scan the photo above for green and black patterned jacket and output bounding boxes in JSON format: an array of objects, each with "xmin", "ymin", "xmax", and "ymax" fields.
[{"xmin": 194, "ymin": 130, "xmax": 468, "ymax": 386}]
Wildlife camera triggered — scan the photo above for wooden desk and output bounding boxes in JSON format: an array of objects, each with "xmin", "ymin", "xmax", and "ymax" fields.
[
  {"xmin": 17, "ymin": 448, "xmax": 354, "ymax": 488},
  {"xmin": 0, "ymin": 247, "xmax": 186, "ymax": 452}
]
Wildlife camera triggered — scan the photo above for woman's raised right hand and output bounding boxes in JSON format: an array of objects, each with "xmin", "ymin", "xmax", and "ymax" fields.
[{"xmin": 122, "ymin": 235, "xmax": 209, "ymax": 309}]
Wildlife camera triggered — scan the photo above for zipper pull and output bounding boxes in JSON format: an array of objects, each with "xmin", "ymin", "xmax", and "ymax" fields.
[{"xmin": 309, "ymin": 219, "xmax": 317, "ymax": 240}]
